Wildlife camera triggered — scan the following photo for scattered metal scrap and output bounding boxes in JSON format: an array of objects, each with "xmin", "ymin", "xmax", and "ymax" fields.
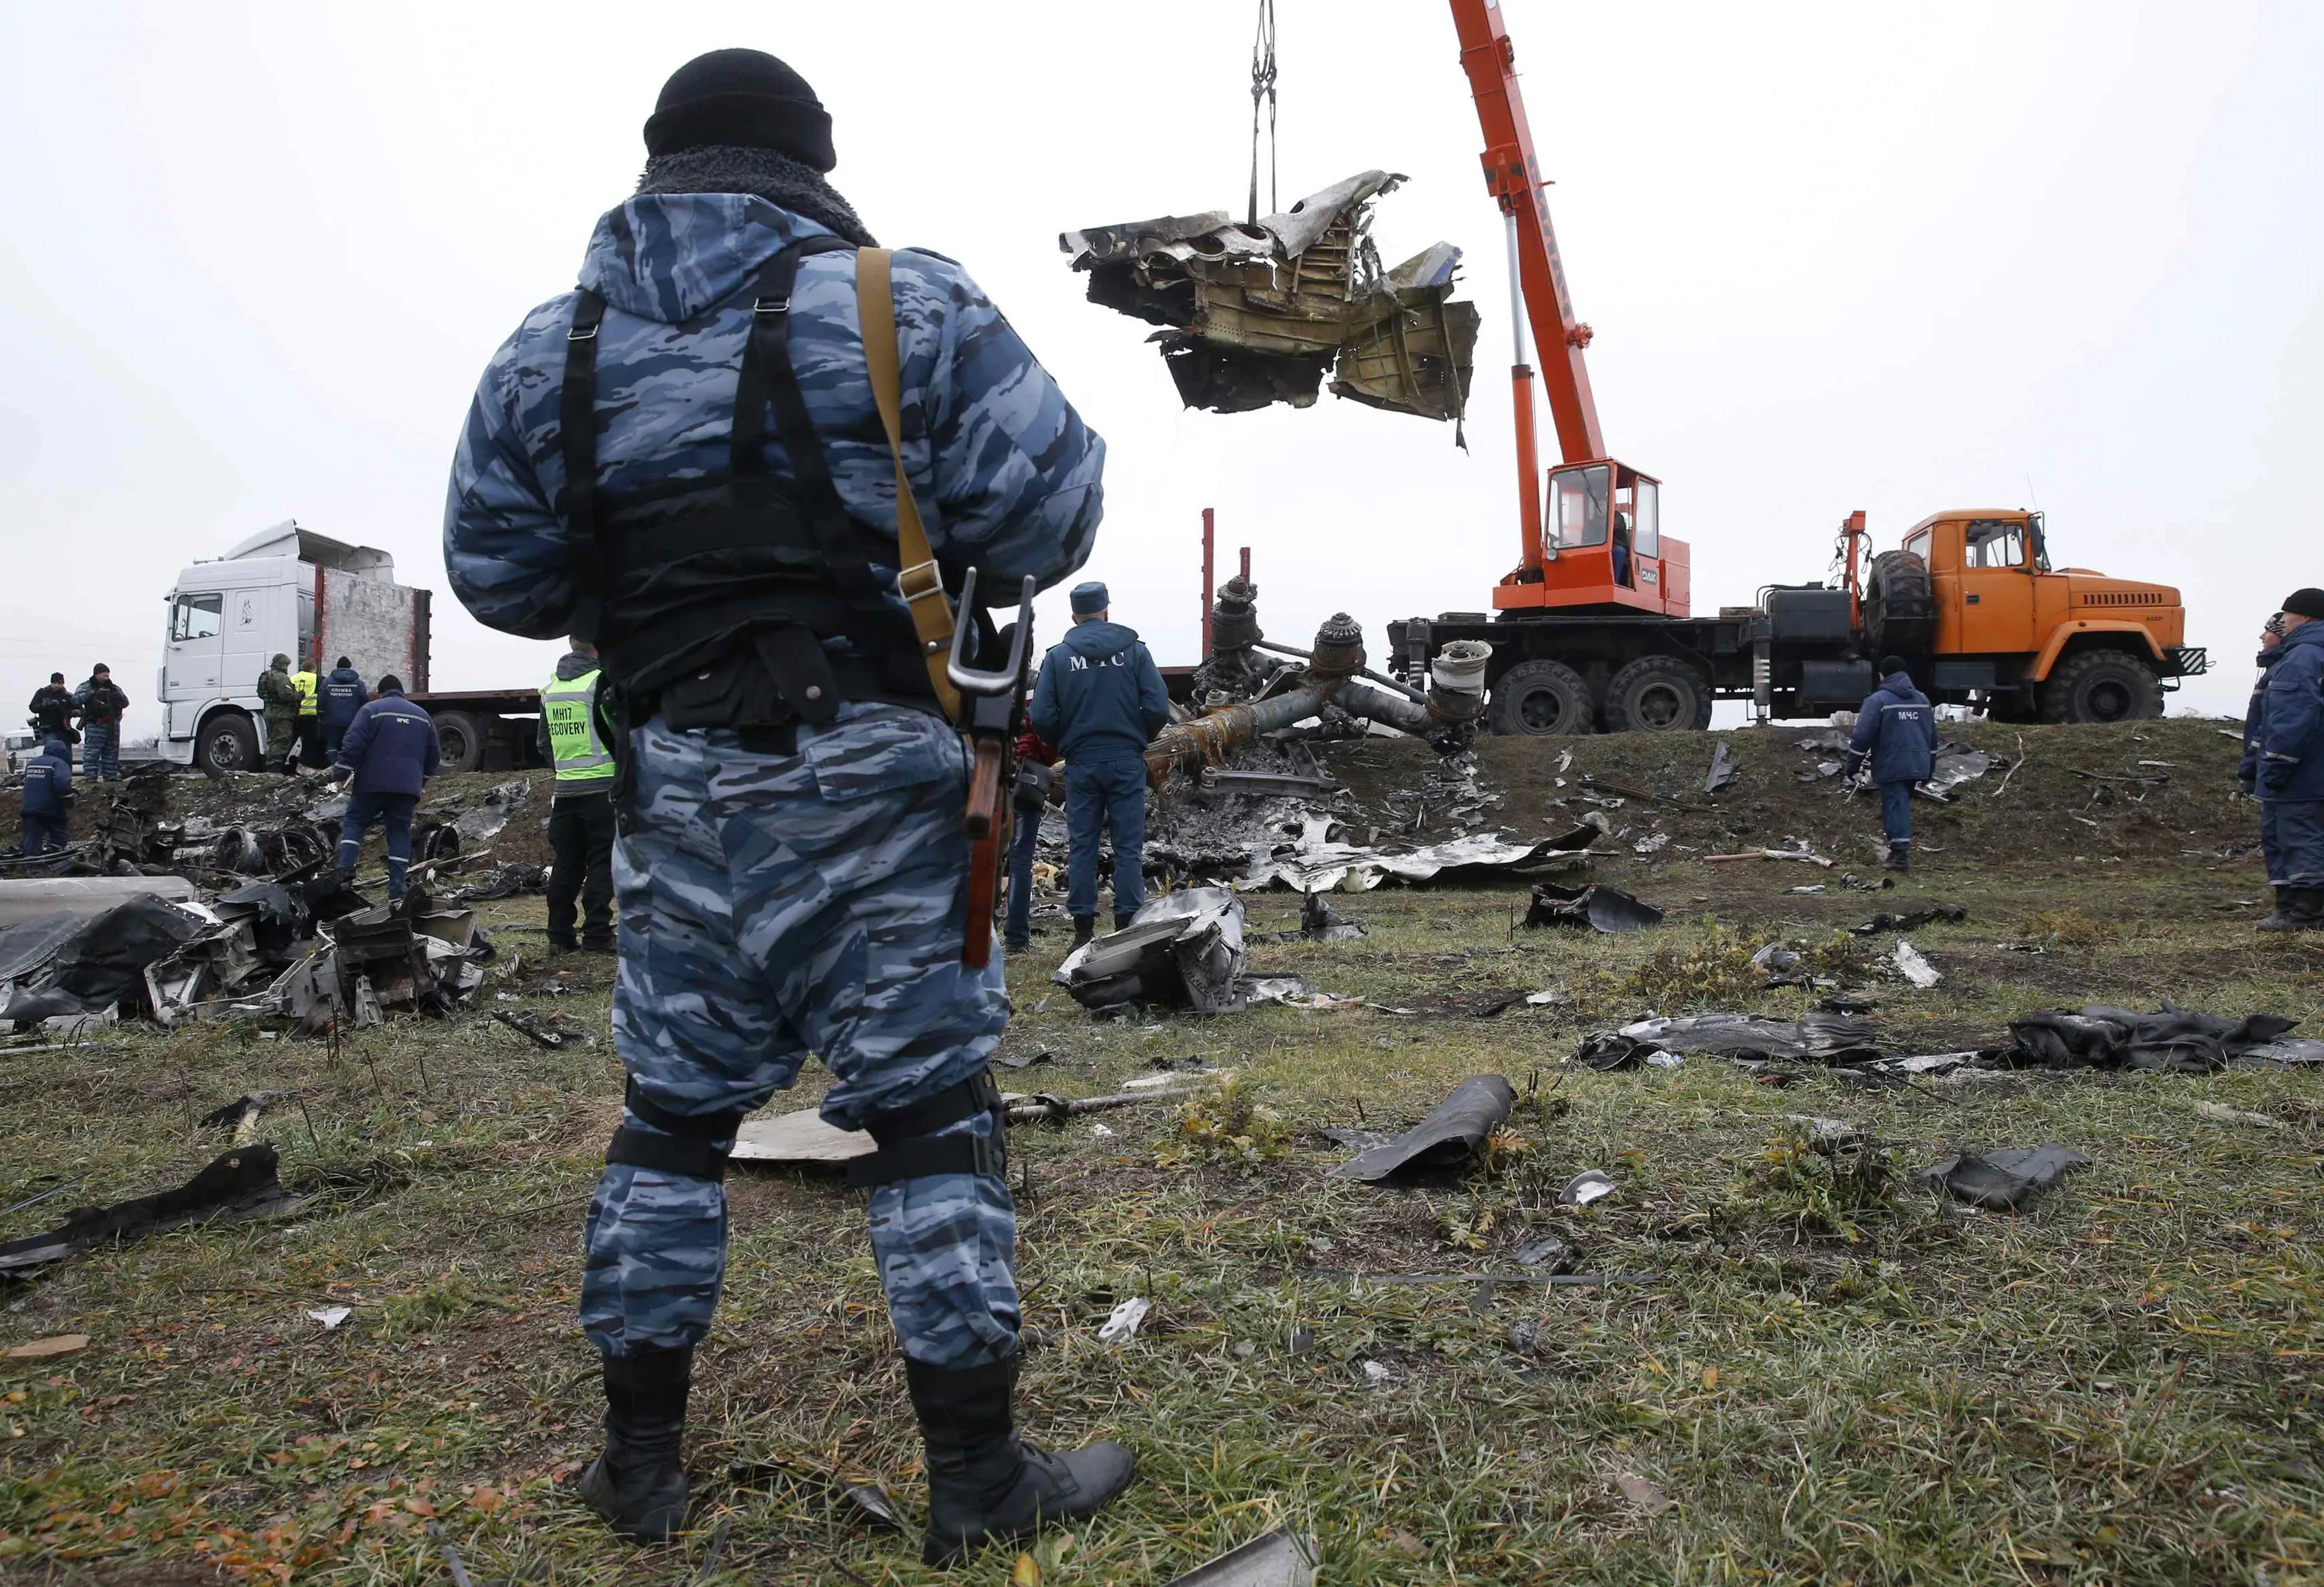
[
  {"xmin": 1916, "ymin": 1145, "xmax": 2089, "ymax": 1210},
  {"xmin": 1572, "ymin": 1012, "xmax": 1884, "ymax": 1069},
  {"xmin": 1058, "ymin": 888, "xmax": 1248, "ymax": 1013},
  {"xmin": 490, "ymin": 1007, "xmax": 590, "ymax": 1049},
  {"xmin": 1327, "ymin": 1074, "xmax": 1513, "ymax": 1182},
  {"xmin": 727, "ymin": 1458, "xmax": 905, "ymax": 1534},
  {"xmin": 1702, "ymin": 842, "xmax": 1835, "ymax": 869},
  {"xmin": 1850, "ymin": 904, "xmax": 1966, "ymax": 936},
  {"xmin": 1703, "ymin": 742, "xmax": 1739, "ymax": 794},
  {"xmin": 1243, "ymin": 827, "xmax": 1594, "ymax": 894},
  {"xmin": 1062, "ymin": 171, "xmax": 1477, "ymax": 423},
  {"xmin": 1, "ymin": 894, "xmax": 208, "ymax": 1028},
  {"xmin": 0, "ymin": 1145, "xmax": 304, "ymax": 1278},
  {"xmin": 1992, "ymin": 1006, "xmax": 2302, "ymax": 1074},
  {"xmin": 1161, "ymin": 1527, "xmax": 1318, "ymax": 1587},
  {"xmin": 1523, "ymin": 881, "xmax": 1662, "ymax": 934},
  {"xmin": 730, "ymin": 1086, "xmax": 1208, "ymax": 1171}
]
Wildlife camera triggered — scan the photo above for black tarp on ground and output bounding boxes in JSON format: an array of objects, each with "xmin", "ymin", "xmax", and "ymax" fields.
[
  {"xmin": 0, "ymin": 894, "xmax": 205, "ymax": 1023},
  {"xmin": 1996, "ymin": 1005, "xmax": 2299, "ymax": 1073},
  {"xmin": 1327, "ymin": 1074, "xmax": 1514, "ymax": 1182}
]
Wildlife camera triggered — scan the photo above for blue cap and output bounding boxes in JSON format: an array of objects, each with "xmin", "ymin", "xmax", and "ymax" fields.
[{"xmin": 1070, "ymin": 581, "xmax": 1109, "ymax": 615}]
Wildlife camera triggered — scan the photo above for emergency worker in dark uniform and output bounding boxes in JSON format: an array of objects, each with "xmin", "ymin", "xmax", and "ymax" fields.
[
  {"xmin": 442, "ymin": 49, "xmax": 1126, "ymax": 1561},
  {"xmin": 2243, "ymin": 588, "xmax": 2324, "ymax": 930},
  {"xmin": 1844, "ymin": 656, "xmax": 1937, "ymax": 872},
  {"xmin": 1027, "ymin": 583, "xmax": 1170, "ymax": 948},
  {"xmin": 321, "ymin": 658, "xmax": 368, "ymax": 759}
]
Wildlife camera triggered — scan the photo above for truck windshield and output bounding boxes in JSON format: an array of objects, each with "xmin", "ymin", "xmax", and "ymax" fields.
[
  {"xmin": 1549, "ymin": 464, "xmax": 1610, "ymax": 548},
  {"xmin": 1964, "ymin": 519, "xmax": 2026, "ymax": 569},
  {"xmin": 170, "ymin": 592, "xmax": 222, "ymax": 642}
]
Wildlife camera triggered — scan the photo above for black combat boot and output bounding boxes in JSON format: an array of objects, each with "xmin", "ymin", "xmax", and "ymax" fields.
[
  {"xmin": 1113, "ymin": 911, "xmax": 1137, "ymax": 932},
  {"xmin": 1882, "ymin": 842, "xmax": 1910, "ymax": 873},
  {"xmin": 576, "ymin": 1346, "xmax": 692, "ymax": 1542},
  {"xmin": 907, "ymin": 1351, "xmax": 1134, "ymax": 1565},
  {"xmin": 2255, "ymin": 889, "xmax": 2295, "ymax": 931},
  {"xmin": 1070, "ymin": 916, "xmax": 1095, "ymax": 951},
  {"xmin": 2274, "ymin": 886, "xmax": 2324, "ymax": 932}
]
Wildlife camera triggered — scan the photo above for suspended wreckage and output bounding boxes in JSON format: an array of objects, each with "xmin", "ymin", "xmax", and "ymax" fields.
[{"xmin": 1061, "ymin": 171, "xmax": 1479, "ymax": 422}]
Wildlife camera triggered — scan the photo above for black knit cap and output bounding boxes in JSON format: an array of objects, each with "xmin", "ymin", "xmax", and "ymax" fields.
[
  {"xmin": 645, "ymin": 49, "xmax": 835, "ymax": 171},
  {"xmin": 1878, "ymin": 655, "xmax": 1910, "ymax": 676},
  {"xmin": 2281, "ymin": 588, "xmax": 2324, "ymax": 621}
]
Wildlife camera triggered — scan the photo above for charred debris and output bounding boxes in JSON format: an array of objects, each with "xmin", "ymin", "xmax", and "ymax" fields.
[{"xmin": 0, "ymin": 774, "xmax": 539, "ymax": 1038}]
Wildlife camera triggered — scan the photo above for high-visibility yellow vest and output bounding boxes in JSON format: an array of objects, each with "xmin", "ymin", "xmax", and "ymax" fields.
[
  {"xmin": 541, "ymin": 667, "xmax": 615, "ymax": 787},
  {"xmin": 293, "ymin": 670, "xmax": 319, "ymax": 716}
]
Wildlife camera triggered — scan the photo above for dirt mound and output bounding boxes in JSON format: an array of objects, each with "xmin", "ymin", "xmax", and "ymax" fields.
[{"xmin": 1299, "ymin": 717, "xmax": 2250, "ymax": 875}]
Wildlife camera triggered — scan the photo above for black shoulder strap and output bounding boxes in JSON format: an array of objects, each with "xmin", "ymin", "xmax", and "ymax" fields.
[
  {"xmin": 559, "ymin": 289, "xmax": 608, "ymax": 645},
  {"xmin": 730, "ymin": 236, "xmax": 890, "ymax": 611}
]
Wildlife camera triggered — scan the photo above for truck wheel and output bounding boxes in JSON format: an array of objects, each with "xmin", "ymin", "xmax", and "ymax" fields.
[
  {"xmin": 1488, "ymin": 659, "xmax": 1595, "ymax": 736},
  {"xmin": 194, "ymin": 714, "xmax": 260, "ymax": 777},
  {"xmin": 1865, "ymin": 549, "xmax": 1935, "ymax": 656},
  {"xmin": 433, "ymin": 710, "xmax": 483, "ymax": 775},
  {"xmin": 1603, "ymin": 656, "xmax": 1713, "ymax": 733},
  {"xmin": 2040, "ymin": 649, "xmax": 2162, "ymax": 724}
]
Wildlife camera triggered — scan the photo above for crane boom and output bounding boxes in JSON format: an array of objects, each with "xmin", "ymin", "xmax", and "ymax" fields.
[{"xmin": 1452, "ymin": 0, "xmax": 1604, "ymax": 466}]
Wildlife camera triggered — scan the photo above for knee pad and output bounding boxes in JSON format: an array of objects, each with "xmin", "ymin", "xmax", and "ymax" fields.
[
  {"xmin": 604, "ymin": 1077, "xmax": 748, "ymax": 1183},
  {"xmin": 848, "ymin": 1069, "xmax": 1008, "ymax": 1189}
]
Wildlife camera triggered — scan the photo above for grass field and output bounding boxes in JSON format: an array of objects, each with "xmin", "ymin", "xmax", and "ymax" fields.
[{"xmin": 2, "ymin": 718, "xmax": 2319, "ymax": 1585}]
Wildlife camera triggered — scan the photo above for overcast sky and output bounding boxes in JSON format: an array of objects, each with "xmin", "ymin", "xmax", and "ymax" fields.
[{"xmin": 4, "ymin": 0, "xmax": 2317, "ymax": 740}]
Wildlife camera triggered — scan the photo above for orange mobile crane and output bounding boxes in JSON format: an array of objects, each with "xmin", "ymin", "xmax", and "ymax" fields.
[{"xmin": 1389, "ymin": 0, "xmax": 2205, "ymax": 731}]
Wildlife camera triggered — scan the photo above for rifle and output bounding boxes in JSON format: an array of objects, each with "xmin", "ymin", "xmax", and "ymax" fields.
[{"xmin": 946, "ymin": 569, "xmax": 1037, "ymax": 969}]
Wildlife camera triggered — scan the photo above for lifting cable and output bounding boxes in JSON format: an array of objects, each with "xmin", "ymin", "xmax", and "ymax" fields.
[{"xmin": 1246, "ymin": 0, "xmax": 1278, "ymax": 229}]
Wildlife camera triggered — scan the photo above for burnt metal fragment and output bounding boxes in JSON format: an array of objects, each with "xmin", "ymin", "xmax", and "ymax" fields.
[
  {"xmin": 1525, "ymin": 881, "xmax": 1663, "ymax": 934},
  {"xmin": 1327, "ymin": 1074, "xmax": 1514, "ymax": 1182}
]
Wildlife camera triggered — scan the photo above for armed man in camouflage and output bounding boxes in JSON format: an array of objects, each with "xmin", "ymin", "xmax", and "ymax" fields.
[
  {"xmin": 256, "ymin": 653, "xmax": 301, "ymax": 773},
  {"xmin": 442, "ymin": 49, "xmax": 1128, "ymax": 1562}
]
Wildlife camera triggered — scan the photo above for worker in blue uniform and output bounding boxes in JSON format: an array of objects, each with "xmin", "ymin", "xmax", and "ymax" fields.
[
  {"xmin": 2243, "ymin": 588, "xmax": 2324, "ymax": 931},
  {"xmin": 1844, "ymin": 656, "xmax": 1937, "ymax": 873},
  {"xmin": 1028, "ymin": 582, "xmax": 1171, "ymax": 948}
]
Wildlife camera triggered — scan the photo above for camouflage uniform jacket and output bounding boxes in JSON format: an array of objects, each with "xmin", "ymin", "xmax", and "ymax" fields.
[
  {"xmin": 256, "ymin": 664, "xmax": 300, "ymax": 725},
  {"xmin": 441, "ymin": 193, "xmax": 1102, "ymax": 650}
]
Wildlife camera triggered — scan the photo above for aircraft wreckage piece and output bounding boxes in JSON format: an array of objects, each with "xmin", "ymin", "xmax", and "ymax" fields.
[
  {"xmin": 1061, "ymin": 170, "xmax": 1478, "ymax": 420},
  {"xmin": 1153, "ymin": 613, "xmax": 1486, "ymax": 782}
]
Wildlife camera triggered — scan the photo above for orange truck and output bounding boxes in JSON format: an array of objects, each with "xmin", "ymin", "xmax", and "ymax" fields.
[{"xmin": 1386, "ymin": 0, "xmax": 2205, "ymax": 730}]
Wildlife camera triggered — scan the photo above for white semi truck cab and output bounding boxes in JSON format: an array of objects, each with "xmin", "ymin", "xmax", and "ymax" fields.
[{"xmin": 160, "ymin": 522, "xmax": 541, "ymax": 775}]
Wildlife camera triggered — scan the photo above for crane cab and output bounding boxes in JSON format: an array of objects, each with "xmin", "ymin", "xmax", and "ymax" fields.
[{"xmin": 1494, "ymin": 458, "xmax": 1691, "ymax": 618}]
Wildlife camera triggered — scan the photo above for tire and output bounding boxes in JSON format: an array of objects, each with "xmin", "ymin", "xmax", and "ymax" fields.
[
  {"xmin": 1602, "ymin": 655, "xmax": 1713, "ymax": 733},
  {"xmin": 194, "ymin": 714, "xmax": 260, "ymax": 777},
  {"xmin": 433, "ymin": 710, "xmax": 483, "ymax": 775},
  {"xmin": 1864, "ymin": 549, "xmax": 1935, "ymax": 658},
  {"xmin": 2039, "ymin": 649, "xmax": 2162, "ymax": 724},
  {"xmin": 1488, "ymin": 659, "xmax": 1596, "ymax": 736}
]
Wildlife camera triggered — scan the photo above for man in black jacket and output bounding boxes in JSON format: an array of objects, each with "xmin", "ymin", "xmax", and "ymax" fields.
[{"xmin": 28, "ymin": 674, "xmax": 77, "ymax": 745}]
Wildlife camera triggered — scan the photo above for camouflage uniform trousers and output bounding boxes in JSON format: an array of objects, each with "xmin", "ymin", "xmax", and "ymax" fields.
[
  {"xmin": 581, "ymin": 704, "xmax": 1021, "ymax": 1370},
  {"xmin": 263, "ymin": 709, "xmax": 297, "ymax": 768}
]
